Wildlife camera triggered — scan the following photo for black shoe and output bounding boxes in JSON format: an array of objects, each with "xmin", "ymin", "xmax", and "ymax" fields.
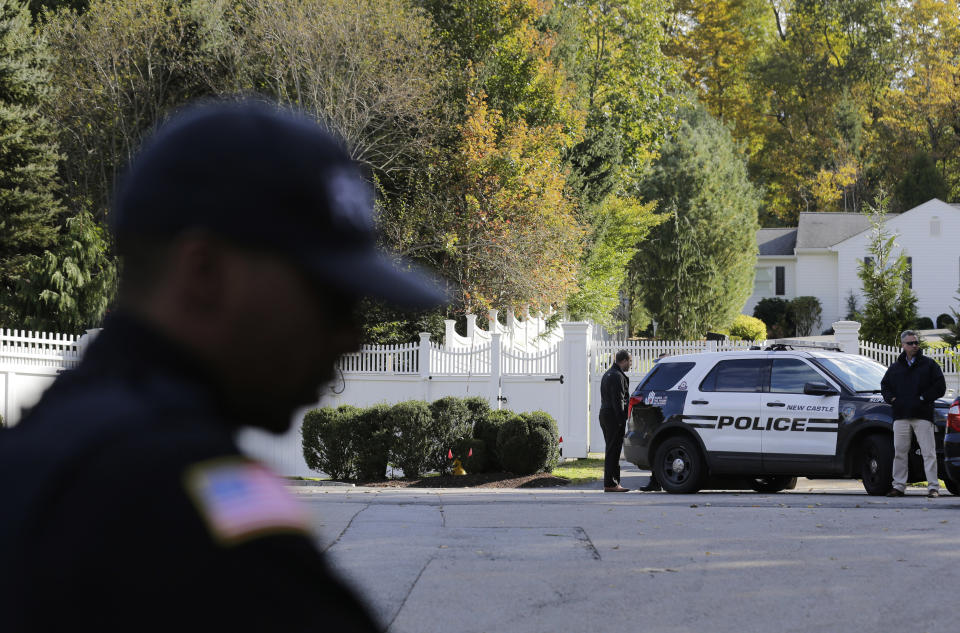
[
  {"xmin": 927, "ymin": 489, "xmax": 940, "ymax": 498},
  {"xmin": 886, "ymin": 488, "xmax": 904, "ymax": 497},
  {"xmin": 639, "ymin": 483, "xmax": 662, "ymax": 492}
]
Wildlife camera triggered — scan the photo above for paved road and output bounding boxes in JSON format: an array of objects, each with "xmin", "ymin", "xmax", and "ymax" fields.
[{"xmin": 292, "ymin": 464, "xmax": 960, "ymax": 633}]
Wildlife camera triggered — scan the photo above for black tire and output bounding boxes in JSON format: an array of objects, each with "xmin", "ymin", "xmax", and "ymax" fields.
[
  {"xmin": 860, "ymin": 434, "xmax": 893, "ymax": 496},
  {"xmin": 945, "ymin": 478, "xmax": 960, "ymax": 496},
  {"xmin": 751, "ymin": 476, "xmax": 798, "ymax": 493},
  {"xmin": 653, "ymin": 436, "xmax": 705, "ymax": 494}
]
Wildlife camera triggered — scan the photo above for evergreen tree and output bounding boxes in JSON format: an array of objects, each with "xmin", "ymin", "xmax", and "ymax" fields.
[
  {"xmin": 13, "ymin": 209, "xmax": 116, "ymax": 332},
  {"xmin": 895, "ymin": 151, "xmax": 950, "ymax": 211},
  {"xmin": 0, "ymin": 0, "xmax": 63, "ymax": 327},
  {"xmin": 632, "ymin": 102, "xmax": 760, "ymax": 339},
  {"xmin": 857, "ymin": 192, "xmax": 918, "ymax": 345}
]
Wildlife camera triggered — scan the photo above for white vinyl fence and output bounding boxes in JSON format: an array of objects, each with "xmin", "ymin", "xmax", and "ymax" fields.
[
  {"xmin": 0, "ymin": 330, "xmax": 88, "ymax": 427},
  {"xmin": 7, "ymin": 316, "xmax": 959, "ymax": 476}
]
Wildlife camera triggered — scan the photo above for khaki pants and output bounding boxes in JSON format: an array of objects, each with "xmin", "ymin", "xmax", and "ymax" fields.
[{"xmin": 892, "ymin": 418, "xmax": 938, "ymax": 492}]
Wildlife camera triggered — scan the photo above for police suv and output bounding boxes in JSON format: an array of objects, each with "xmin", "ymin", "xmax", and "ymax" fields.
[{"xmin": 624, "ymin": 344, "xmax": 956, "ymax": 495}]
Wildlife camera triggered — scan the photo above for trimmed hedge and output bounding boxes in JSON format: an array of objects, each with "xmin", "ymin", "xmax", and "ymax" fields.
[
  {"xmin": 496, "ymin": 410, "xmax": 561, "ymax": 476},
  {"xmin": 473, "ymin": 408, "xmax": 514, "ymax": 472},
  {"xmin": 301, "ymin": 405, "xmax": 361, "ymax": 480},
  {"xmin": 386, "ymin": 400, "xmax": 435, "ymax": 479},
  {"xmin": 301, "ymin": 397, "xmax": 559, "ymax": 480},
  {"xmin": 429, "ymin": 396, "xmax": 472, "ymax": 474},
  {"xmin": 354, "ymin": 404, "xmax": 393, "ymax": 481}
]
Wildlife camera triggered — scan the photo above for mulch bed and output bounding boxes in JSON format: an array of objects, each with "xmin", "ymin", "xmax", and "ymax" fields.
[{"xmin": 356, "ymin": 472, "xmax": 571, "ymax": 489}]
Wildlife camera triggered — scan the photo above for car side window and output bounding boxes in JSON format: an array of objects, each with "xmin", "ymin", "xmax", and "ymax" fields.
[
  {"xmin": 638, "ymin": 362, "xmax": 696, "ymax": 392},
  {"xmin": 770, "ymin": 358, "xmax": 825, "ymax": 393},
  {"xmin": 700, "ymin": 359, "xmax": 768, "ymax": 393}
]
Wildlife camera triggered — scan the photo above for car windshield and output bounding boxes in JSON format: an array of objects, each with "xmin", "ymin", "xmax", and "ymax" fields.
[{"xmin": 813, "ymin": 355, "xmax": 887, "ymax": 393}]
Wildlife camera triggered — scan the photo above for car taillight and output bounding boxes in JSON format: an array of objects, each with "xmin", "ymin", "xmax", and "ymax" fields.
[
  {"xmin": 628, "ymin": 395, "xmax": 643, "ymax": 419},
  {"xmin": 948, "ymin": 399, "xmax": 960, "ymax": 433}
]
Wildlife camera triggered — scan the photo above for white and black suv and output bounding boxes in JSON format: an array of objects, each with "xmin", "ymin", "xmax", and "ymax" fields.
[{"xmin": 624, "ymin": 346, "xmax": 955, "ymax": 495}]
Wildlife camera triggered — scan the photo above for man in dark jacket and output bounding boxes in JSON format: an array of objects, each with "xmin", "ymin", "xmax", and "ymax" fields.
[
  {"xmin": 880, "ymin": 329, "xmax": 946, "ymax": 498},
  {"xmin": 599, "ymin": 349, "xmax": 632, "ymax": 492},
  {"xmin": 0, "ymin": 101, "xmax": 445, "ymax": 632}
]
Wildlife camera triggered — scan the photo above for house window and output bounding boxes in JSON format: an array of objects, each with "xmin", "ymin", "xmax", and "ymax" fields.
[
  {"xmin": 864, "ymin": 256, "xmax": 874, "ymax": 268},
  {"xmin": 775, "ymin": 266, "xmax": 785, "ymax": 295},
  {"xmin": 931, "ymin": 217, "xmax": 941, "ymax": 236},
  {"xmin": 905, "ymin": 257, "xmax": 912, "ymax": 289},
  {"xmin": 754, "ymin": 267, "xmax": 774, "ymax": 295}
]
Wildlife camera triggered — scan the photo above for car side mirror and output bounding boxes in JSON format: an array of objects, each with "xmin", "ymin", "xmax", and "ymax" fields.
[{"xmin": 804, "ymin": 381, "xmax": 838, "ymax": 396}]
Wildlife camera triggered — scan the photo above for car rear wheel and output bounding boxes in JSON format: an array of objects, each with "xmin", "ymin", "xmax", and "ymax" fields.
[
  {"xmin": 860, "ymin": 434, "xmax": 893, "ymax": 496},
  {"xmin": 751, "ymin": 476, "xmax": 798, "ymax": 493},
  {"xmin": 654, "ymin": 436, "xmax": 705, "ymax": 494}
]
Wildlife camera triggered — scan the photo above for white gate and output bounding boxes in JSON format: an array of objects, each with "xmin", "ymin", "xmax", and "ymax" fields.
[{"xmin": 498, "ymin": 345, "xmax": 569, "ymax": 453}]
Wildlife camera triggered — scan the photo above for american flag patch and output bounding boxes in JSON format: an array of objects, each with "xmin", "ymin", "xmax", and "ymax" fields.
[{"xmin": 184, "ymin": 459, "xmax": 310, "ymax": 545}]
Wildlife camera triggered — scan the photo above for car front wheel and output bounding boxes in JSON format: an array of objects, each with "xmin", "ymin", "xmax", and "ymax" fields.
[{"xmin": 654, "ymin": 436, "xmax": 705, "ymax": 494}]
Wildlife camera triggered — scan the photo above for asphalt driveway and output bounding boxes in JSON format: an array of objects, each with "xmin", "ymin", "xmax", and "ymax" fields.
[{"xmin": 292, "ymin": 464, "xmax": 959, "ymax": 633}]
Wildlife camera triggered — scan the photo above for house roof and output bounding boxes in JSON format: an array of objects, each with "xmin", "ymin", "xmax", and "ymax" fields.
[
  {"xmin": 795, "ymin": 212, "xmax": 876, "ymax": 249},
  {"xmin": 757, "ymin": 228, "xmax": 797, "ymax": 256}
]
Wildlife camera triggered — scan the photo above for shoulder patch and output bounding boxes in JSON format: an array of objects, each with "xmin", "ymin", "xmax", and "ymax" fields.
[{"xmin": 184, "ymin": 458, "xmax": 311, "ymax": 546}]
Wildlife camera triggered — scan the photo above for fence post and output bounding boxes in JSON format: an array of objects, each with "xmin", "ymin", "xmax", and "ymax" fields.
[
  {"xmin": 417, "ymin": 332, "xmax": 432, "ymax": 403},
  {"xmin": 488, "ymin": 309, "xmax": 499, "ymax": 334},
  {"xmin": 832, "ymin": 320, "xmax": 862, "ymax": 354},
  {"xmin": 443, "ymin": 320, "xmax": 456, "ymax": 349},
  {"xmin": 490, "ymin": 332, "xmax": 502, "ymax": 408},
  {"xmin": 466, "ymin": 314, "xmax": 477, "ymax": 341},
  {"xmin": 561, "ymin": 321, "xmax": 591, "ymax": 458}
]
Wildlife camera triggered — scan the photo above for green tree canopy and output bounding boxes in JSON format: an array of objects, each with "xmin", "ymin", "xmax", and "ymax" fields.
[{"xmin": 632, "ymin": 102, "xmax": 760, "ymax": 339}]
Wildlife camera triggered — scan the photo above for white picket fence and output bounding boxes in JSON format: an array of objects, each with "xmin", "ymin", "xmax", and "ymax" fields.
[
  {"xmin": 0, "ymin": 329, "xmax": 82, "ymax": 369},
  {"xmin": 591, "ymin": 338, "xmax": 762, "ymax": 375},
  {"xmin": 859, "ymin": 340, "xmax": 960, "ymax": 374},
  {"xmin": 336, "ymin": 341, "xmax": 419, "ymax": 374}
]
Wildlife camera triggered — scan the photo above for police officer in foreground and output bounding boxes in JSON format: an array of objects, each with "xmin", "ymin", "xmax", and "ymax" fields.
[
  {"xmin": 0, "ymin": 101, "xmax": 445, "ymax": 632},
  {"xmin": 881, "ymin": 329, "xmax": 946, "ymax": 498},
  {"xmin": 599, "ymin": 350, "xmax": 632, "ymax": 492}
]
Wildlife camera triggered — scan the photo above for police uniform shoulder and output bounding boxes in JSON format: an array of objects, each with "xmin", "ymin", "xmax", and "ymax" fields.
[{"xmin": 183, "ymin": 457, "xmax": 312, "ymax": 546}]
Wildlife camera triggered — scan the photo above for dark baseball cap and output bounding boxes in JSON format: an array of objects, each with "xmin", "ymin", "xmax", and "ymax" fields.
[{"xmin": 111, "ymin": 100, "xmax": 446, "ymax": 309}]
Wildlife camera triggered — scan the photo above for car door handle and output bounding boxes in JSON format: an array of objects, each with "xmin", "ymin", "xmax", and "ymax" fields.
[
  {"xmin": 691, "ymin": 400, "xmax": 709, "ymax": 405},
  {"xmin": 766, "ymin": 402, "xmax": 785, "ymax": 407}
]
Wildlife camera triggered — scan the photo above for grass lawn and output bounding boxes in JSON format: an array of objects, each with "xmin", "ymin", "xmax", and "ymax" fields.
[{"xmin": 551, "ymin": 454, "xmax": 604, "ymax": 484}]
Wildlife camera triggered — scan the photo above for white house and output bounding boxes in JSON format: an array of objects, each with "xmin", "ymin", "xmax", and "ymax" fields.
[{"xmin": 743, "ymin": 198, "xmax": 960, "ymax": 331}]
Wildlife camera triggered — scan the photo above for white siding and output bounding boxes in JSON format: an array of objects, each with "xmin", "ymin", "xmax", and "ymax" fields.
[
  {"xmin": 833, "ymin": 199, "xmax": 960, "ymax": 325},
  {"xmin": 742, "ymin": 258, "xmax": 796, "ymax": 317},
  {"xmin": 795, "ymin": 251, "xmax": 839, "ymax": 330}
]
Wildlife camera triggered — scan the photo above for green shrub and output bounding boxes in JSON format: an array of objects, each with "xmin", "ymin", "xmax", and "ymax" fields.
[
  {"xmin": 937, "ymin": 313, "xmax": 956, "ymax": 328},
  {"xmin": 915, "ymin": 316, "xmax": 935, "ymax": 330},
  {"xmin": 790, "ymin": 296, "xmax": 822, "ymax": 336},
  {"xmin": 453, "ymin": 437, "xmax": 486, "ymax": 474},
  {"xmin": 462, "ymin": 396, "xmax": 492, "ymax": 428},
  {"xmin": 387, "ymin": 400, "xmax": 435, "ymax": 479},
  {"xmin": 429, "ymin": 396, "xmax": 473, "ymax": 474},
  {"xmin": 474, "ymin": 408, "xmax": 513, "ymax": 472},
  {"xmin": 301, "ymin": 405, "xmax": 361, "ymax": 480},
  {"xmin": 753, "ymin": 297, "xmax": 793, "ymax": 338},
  {"xmin": 496, "ymin": 413, "xmax": 554, "ymax": 475},
  {"xmin": 499, "ymin": 427, "xmax": 553, "ymax": 475},
  {"xmin": 353, "ymin": 404, "xmax": 394, "ymax": 481},
  {"xmin": 729, "ymin": 314, "xmax": 767, "ymax": 341},
  {"xmin": 520, "ymin": 410, "xmax": 560, "ymax": 471}
]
